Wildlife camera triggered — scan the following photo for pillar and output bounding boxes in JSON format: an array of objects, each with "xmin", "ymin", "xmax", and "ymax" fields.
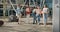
[{"xmin": 53, "ymin": 0, "xmax": 60, "ymax": 32}]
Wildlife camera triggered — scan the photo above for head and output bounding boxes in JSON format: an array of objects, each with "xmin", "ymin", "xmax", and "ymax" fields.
[
  {"xmin": 17, "ymin": 4, "xmax": 20, "ymax": 7},
  {"xmin": 36, "ymin": 6, "xmax": 40, "ymax": 9},
  {"xmin": 44, "ymin": 5, "xmax": 48, "ymax": 8},
  {"xmin": 26, "ymin": 5, "xmax": 30, "ymax": 8}
]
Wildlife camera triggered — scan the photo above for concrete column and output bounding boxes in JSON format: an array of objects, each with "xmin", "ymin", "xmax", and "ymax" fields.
[{"xmin": 53, "ymin": 0, "xmax": 60, "ymax": 32}]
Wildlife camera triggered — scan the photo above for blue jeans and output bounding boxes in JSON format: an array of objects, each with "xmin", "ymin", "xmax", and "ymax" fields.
[
  {"xmin": 33, "ymin": 13, "xmax": 40, "ymax": 24},
  {"xmin": 33, "ymin": 13, "xmax": 36, "ymax": 23},
  {"xmin": 36, "ymin": 14, "xmax": 40, "ymax": 23},
  {"xmin": 43, "ymin": 13, "xmax": 48, "ymax": 25}
]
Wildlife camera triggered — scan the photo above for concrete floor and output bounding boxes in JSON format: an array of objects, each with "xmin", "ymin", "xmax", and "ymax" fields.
[
  {"xmin": 0, "ymin": 22, "xmax": 52, "ymax": 32},
  {"xmin": 0, "ymin": 17, "xmax": 52, "ymax": 32}
]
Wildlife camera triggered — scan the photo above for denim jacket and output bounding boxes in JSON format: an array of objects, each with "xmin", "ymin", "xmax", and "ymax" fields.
[{"xmin": 15, "ymin": 7, "xmax": 21, "ymax": 15}]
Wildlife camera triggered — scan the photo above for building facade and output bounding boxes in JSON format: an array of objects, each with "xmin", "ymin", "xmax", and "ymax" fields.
[{"xmin": 0, "ymin": 0, "xmax": 52, "ymax": 16}]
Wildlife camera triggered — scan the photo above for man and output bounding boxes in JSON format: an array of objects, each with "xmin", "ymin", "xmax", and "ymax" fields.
[
  {"xmin": 15, "ymin": 4, "xmax": 22, "ymax": 24},
  {"xmin": 42, "ymin": 5, "xmax": 49, "ymax": 26},
  {"xmin": 36, "ymin": 6, "xmax": 42, "ymax": 25},
  {"xmin": 33, "ymin": 6, "xmax": 41, "ymax": 25},
  {"xmin": 32, "ymin": 7, "xmax": 37, "ymax": 24}
]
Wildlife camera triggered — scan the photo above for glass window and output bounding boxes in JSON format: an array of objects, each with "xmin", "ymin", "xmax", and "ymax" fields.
[
  {"xmin": 0, "ymin": 9, "xmax": 3, "ymax": 16},
  {"xmin": 11, "ymin": 0, "xmax": 16, "ymax": 4},
  {"xmin": 45, "ymin": 0, "xmax": 52, "ymax": 3},
  {"xmin": 0, "ymin": 4, "xmax": 3, "ymax": 8}
]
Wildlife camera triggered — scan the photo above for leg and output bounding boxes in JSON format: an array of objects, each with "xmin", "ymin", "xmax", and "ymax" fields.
[
  {"xmin": 33, "ymin": 15, "xmax": 36, "ymax": 24},
  {"xmin": 37, "ymin": 15, "xmax": 40, "ymax": 25},
  {"xmin": 18, "ymin": 14, "xmax": 21, "ymax": 24},
  {"xmin": 43, "ymin": 14, "xmax": 47, "ymax": 26},
  {"xmin": 26, "ymin": 14, "xmax": 30, "ymax": 24},
  {"xmin": 33, "ymin": 13, "xmax": 37, "ymax": 24}
]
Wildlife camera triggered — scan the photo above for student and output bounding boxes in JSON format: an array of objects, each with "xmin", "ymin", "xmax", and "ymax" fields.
[
  {"xmin": 15, "ymin": 4, "xmax": 22, "ymax": 24},
  {"xmin": 42, "ymin": 5, "xmax": 49, "ymax": 26},
  {"xmin": 26, "ymin": 6, "xmax": 31, "ymax": 24}
]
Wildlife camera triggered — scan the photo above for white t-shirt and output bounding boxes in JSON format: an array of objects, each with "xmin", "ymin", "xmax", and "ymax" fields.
[
  {"xmin": 43, "ymin": 8, "xmax": 49, "ymax": 13},
  {"xmin": 33, "ymin": 9, "xmax": 36, "ymax": 13},
  {"xmin": 33, "ymin": 9, "xmax": 41, "ymax": 14}
]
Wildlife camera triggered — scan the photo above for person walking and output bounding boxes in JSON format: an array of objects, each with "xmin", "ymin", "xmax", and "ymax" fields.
[
  {"xmin": 36, "ymin": 6, "xmax": 42, "ymax": 25},
  {"xmin": 33, "ymin": 6, "xmax": 41, "ymax": 25},
  {"xmin": 26, "ymin": 6, "xmax": 31, "ymax": 24},
  {"xmin": 42, "ymin": 5, "xmax": 49, "ymax": 26},
  {"xmin": 15, "ymin": 4, "xmax": 22, "ymax": 24},
  {"xmin": 32, "ymin": 7, "xmax": 37, "ymax": 24}
]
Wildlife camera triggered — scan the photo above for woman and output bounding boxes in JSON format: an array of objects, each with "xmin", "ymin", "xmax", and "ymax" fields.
[
  {"xmin": 43, "ymin": 5, "xmax": 49, "ymax": 26},
  {"xmin": 26, "ymin": 6, "xmax": 31, "ymax": 24}
]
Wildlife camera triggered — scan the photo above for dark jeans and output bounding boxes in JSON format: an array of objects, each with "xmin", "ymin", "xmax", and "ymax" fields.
[
  {"xmin": 33, "ymin": 13, "xmax": 37, "ymax": 24},
  {"xmin": 36, "ymin": 14, "xmax": 40, "ymax": 23},
  {"xmin": 33, "ymin": 13, "xmax": 40, "ymax": 24}
]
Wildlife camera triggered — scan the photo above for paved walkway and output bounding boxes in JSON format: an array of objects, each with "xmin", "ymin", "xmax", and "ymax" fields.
[
  {"xmin": 0, "ymin": 17, "xmax": 52, "ymax": 23},
  {"xmin": 0, "ymin": 17, "xmax": 52, "ymax": 32},
  {"xmin": 0, "ymin": 22, "xmax": 52, "ymax": 32}
]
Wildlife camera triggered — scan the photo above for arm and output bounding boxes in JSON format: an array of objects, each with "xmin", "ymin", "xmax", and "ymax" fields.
[
  {"xmin": 14, "ymin": 9, "xmax": 17, "ymax": 12},
  {"xmin": 47, "ymin": 8, "xmax": 49, "ymax": 14},
  {"xmin": 32, "ymin": 9, "xmax": 36, "ymax": 13},
  {"xmin": 40, "ymin": 9, "xmax": 42, "ymax": 14}
]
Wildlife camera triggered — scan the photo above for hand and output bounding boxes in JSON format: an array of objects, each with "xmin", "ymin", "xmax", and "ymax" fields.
[{"xmin": 41, "ymin": 11, "xmax": 43, "ymax": 14}]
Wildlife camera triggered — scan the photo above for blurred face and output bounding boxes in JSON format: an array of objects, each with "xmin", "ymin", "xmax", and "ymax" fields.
[
  {"xmin": 17, "ymin": 4, "xmax": 21, "ymax": 7},
  {"xmin": 26, "ymin": 5, "xmax": 29, "ymax": 8},
  {"xmin": 37, "ymin": 6, "xmax": 40, "ymax": 9},
  {"xmin": 44, "ymin": 5, "xmax": 46, "ymax": 8}
]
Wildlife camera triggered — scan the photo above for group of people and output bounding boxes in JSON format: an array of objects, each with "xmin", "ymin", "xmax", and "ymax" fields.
[
  {"xmin": 15, "ymin": 4, "xmax": 49, "ymax": 26},
  {"xmin": 32, "ymin": 5, "xmax": 49, "ymax": 26}
]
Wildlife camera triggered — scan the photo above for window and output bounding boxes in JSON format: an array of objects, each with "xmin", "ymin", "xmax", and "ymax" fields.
[
  {"xmin": 0, "ymin": 9, "xmax": 3, "ymax": 16},
  {"xmin": 11, "ymin": 0, "xmax": 16, "ymax": 4},
  {"xmin": 0, "ymin": 4, "xmax": 3, "ymax": 8},
  {"xmin": 45, "ymin": 0, "xmax": 52, "ymax": 3}
]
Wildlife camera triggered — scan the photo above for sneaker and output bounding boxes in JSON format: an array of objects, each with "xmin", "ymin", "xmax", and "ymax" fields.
[{"xmin": 33, "ymin": 23, "xmax": 35, "ymax": 24}]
